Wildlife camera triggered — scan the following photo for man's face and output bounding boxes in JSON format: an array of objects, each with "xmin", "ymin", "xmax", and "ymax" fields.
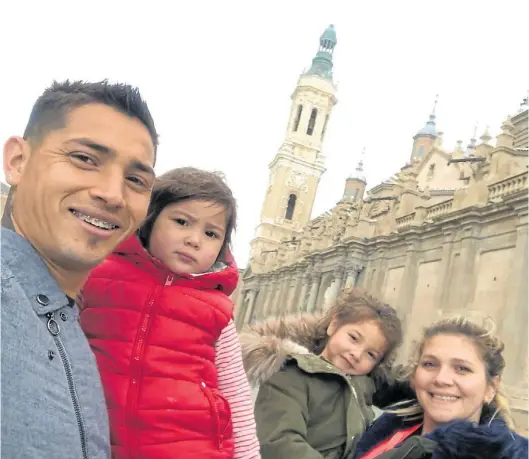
[{"xmin": 4, "ymin": 103, "xmax": 156, "ymax": 272}]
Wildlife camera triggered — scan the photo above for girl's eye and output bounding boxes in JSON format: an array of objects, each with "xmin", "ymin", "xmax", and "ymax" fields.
[
  {"xmin": 368, "ymin": 352, "xmax": 378, "ymax": 361},
  {"xmin": 349, "ymin": 334, "xmax": 358, "ymax": 342},
  {"xmin": 174, "ymin": 218, "xmax": 187, "ymax": 226},
  {"xmin": 206, "ymin": 231, "xmax": 218, "ymax": 239},
  {"xmin": 70, "ymin": 152, "xmax": 96, "ymax": 165},
  {"xmin": 421, "ymin": 361, "xmax": 436, "ymax": 368}
]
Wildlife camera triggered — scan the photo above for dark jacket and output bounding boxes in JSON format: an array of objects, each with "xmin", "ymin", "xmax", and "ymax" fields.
[
  {"xmin": 240, "ymin": 314, "xmax": 412, "ymax": 459},
  {"xmin": 353, "ymin": 412, "xmax": 528, "ymax": 459}
]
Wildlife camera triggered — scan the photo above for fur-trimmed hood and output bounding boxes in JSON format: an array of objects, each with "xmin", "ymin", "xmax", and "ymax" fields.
[
  {"xmin": 240, "ymin": 314, "xmax": 415, "ymax": 409},
  {"xmin": 240, "ymin": 313, "xmax": 324, "ymax": 387}
]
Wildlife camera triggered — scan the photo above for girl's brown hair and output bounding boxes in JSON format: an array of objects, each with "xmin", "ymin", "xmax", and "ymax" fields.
[
  {"xmin": 312, "ymin": 288, "xmax": 403, "ymax": 383},
  {"xmin": 391, "ymin": 315, "xmax": 514, "ymax": 428},
  {"xmin": 138, "ymin": 167, "xmax": 237, "ymax": 263}
]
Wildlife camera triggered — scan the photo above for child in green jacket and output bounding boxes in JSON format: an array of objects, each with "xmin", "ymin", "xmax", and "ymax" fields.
[{"xmin": 240, "ymin": 289, "xmax": 408, "ymax": 459}]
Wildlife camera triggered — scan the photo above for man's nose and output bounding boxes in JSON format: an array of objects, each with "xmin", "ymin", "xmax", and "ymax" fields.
[{"xmin": 88, "ymin": 169, "xmax": 126, "ymax": 209}]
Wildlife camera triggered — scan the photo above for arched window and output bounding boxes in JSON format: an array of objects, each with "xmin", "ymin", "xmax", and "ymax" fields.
[
  {"xmin": 307, "ymin": 108, "xmax": 318, "ymax": 135},
  {"xmin": 293, "ymin": 105, "xmax": 303, "ymax": 132},
  {"xmin": 416, "ymin": 145, "xmax": 425, "ymax": 157},
  {"xmin": 285, "ymin": 194, "xmax": 297, "ymax": 220}
]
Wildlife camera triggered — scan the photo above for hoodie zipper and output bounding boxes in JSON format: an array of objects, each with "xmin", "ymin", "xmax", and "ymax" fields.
[{"xmin": 46, "ymin": 312, "xmax": 89, "ymax": 459}]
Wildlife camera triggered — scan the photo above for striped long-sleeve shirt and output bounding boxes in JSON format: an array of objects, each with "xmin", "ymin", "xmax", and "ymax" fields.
[{"xmin": 215, "ymin": 320, "xmax": 260, "ymax": 459}]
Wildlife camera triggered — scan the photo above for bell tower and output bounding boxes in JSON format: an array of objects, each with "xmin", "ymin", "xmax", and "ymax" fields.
[{"xmin": 249, "ymin": 25, "xmax": 338, "ymax": 271}]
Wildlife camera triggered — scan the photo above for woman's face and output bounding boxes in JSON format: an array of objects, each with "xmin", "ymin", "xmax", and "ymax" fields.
[{"xmin": 412, "ymin": 333, "xmax": 498, "ymax": 434}]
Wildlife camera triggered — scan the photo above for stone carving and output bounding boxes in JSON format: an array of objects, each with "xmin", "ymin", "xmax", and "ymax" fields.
[{"xmin": 288, "ymin": 171, "xmax": 308, "ymax": 191}]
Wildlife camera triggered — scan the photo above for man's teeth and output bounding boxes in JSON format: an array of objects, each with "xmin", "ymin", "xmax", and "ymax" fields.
[
  {"xmin": 72, "ymin": 210, "xmax": 118, "ymax": 230},
  {"xmin": 431, "ymin": 394, "xmax": 458, "ymax": 401}
]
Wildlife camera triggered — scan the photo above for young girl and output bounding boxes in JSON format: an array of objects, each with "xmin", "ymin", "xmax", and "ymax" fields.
[
  {"xmin": 353, "ymin": 315, "xmax": 528, "ymax": 459},
  {"xmin": 80, "ymin": 167, "xmax": 260, "ymax": 459},
  {"xmin": 240, "ymin": 289, "xmax": 407, "ymax": 459}
]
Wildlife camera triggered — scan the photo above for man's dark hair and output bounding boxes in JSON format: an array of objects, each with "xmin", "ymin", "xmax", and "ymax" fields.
[
  {"xmin": 138, "ymin": 167, "xmax": 237, "ymax": 264},
  {"xmin": 23, "ymin": 80, "xmax": 158, "ymax": 160}
]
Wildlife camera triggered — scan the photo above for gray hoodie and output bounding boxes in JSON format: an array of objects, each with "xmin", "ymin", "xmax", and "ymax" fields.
[{"xmin": 1, "ymin": 228, "xmax": 110, "ymax": 459}]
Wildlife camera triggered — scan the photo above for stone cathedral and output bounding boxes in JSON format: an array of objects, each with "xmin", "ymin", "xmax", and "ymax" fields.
[{"xmin": 235, "ymin": 25, "xmax": 528, "ymax": 430}]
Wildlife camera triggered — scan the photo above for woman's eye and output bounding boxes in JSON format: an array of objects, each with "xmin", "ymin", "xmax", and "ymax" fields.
[
  {"xmin": 421, "ymin": 361, "xmax": 436, "ymax": 368},
  {"xmin": 456, "ymin": 365, "xmax": 471, "ymax": 373},
  {"xmin": 349, "ymin": 334, "xmax": 358, "ymax": 342}
]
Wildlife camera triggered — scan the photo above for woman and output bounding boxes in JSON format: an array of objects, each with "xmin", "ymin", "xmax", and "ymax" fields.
[{"xmin": 353, "ymin": 315, "xmax": 527, "ymax": 459}]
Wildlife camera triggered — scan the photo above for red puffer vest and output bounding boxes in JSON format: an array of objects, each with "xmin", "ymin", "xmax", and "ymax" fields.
[{"xmin": 80, "ymin": 235, "xmax": 239, "ymax": 459}]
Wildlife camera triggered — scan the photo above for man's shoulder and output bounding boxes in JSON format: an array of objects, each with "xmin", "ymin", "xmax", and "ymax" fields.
[
  {"xmin": 1, "ymin": 228, "xmax": 69, "ymax": 313},
  {"xmin": 1, "ymin": 228, "xmax": 39, "ymax": 269}
]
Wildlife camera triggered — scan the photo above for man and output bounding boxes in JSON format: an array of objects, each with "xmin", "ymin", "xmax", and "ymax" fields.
[{"xmin": 1, "ymin": 80, "xmax": 158, "ymax": 459}]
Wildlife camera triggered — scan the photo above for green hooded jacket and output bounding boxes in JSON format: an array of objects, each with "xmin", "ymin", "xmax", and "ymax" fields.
[{"xmin": 240, "ymin": 314, "xmax": 406, "ymax": 459}]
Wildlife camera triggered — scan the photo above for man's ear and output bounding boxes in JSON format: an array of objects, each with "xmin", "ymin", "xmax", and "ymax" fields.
[{"xmin": 3, "ymin": 136, "xmax": 31, "ymax": 186}]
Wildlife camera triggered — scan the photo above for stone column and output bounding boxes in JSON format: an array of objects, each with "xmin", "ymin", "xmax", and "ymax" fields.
[
  {"xmin": 396, "ymin": 238, "xmax": 420, "ymax": 352},
  {"xmin": 344, "ymin": 264, "xmax": 361, "ymax": 289},
  {"xmin": 254, "ymin": 279, "xmax": 269, "ymax": 320},
  {"xmin": 242, "ymin": 290, "xmax": 257, "ymax": 325},
  {"xmin": 235, "ymin": 290, "xmax": 249, "ymax": 329},
  {"xmin": 456, "ymin": 224, "xmax": 481, "ymax": 310},
  {"xmin": 435, "ymin": 228, "xmax": 456, "ymax": 311},
  {"xmin": 269, "ymin": 277, "xmax": 283, "ymax": 317},
  {"xmin": 296, "ymin": 271, "xmax": 312, "ymax": 313},
  {"xmin": 500, "ymin": 216, "xmax": 528, "ymax": 386},
  {"xmin": 306, "ymin": 272, "xmax": 321, "ymax": 313},
  {"xmin": 325, "ymin": 266, "xmax": 346, "ymax": 309},
  {"xmin": 263, "ymin": 277, "xmax": 278, "ymax": 318},
  {"xmin": 277, "ymin": 272, "xmax": 292, "ymax": 316}
]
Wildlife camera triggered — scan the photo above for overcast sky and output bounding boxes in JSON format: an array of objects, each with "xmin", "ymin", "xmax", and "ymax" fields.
[{"xmin": 1, "ymin": 0, "xmax": 527, "ymax": 267}]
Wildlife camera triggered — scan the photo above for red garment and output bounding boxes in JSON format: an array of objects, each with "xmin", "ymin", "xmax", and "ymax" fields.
[
  {"xmin": 80, "ymin": 235, "xmax": 239, "ymax": 459},
  {"xmin": 360, "ymin": 424, "xmax": 421, "ymax": 459}
]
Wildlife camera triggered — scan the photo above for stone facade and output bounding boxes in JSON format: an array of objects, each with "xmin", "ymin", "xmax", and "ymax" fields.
[{"xmin": 236, "ymin": 27, "xmax": 528, "ymax": 431}]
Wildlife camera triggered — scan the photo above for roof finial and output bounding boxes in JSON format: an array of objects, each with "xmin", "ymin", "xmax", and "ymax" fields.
[
  {"xmin": 480, "ymin": 125, "xmax": 492, "ymax": 145},
  {"xmin": 431, "ymin": 94, "xmax": 439, "ymax": 119},
  {"xmin": 349, "ymin": 147, "xmax": 366, "ymax": 182},
  {"xmin": 415, "ymin": 95, "xmax": 438, "ymax": 137}
]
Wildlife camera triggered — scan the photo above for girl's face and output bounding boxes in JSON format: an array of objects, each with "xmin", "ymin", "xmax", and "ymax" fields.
[
  {"xmin": 321, "ymin": 319, "xmax": 388, "ymax": 375},
  {"xmin": 148, "ymin": 199, "xmax": 227, "ymax": 275},
  {"xmin": 412, "ymin": 334, "xmax": 497, "ymax": 434}
]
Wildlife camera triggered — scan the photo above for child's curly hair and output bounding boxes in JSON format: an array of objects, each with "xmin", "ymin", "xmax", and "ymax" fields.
[{"xmin": 312, "ymin": 288, "xmax": 403, "ymax": 383}]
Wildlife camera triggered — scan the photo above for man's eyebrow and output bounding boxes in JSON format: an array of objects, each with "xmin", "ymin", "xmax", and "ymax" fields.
[
  {"xmin": 68, "ymin": 138, "xmax": 155, "ymax": 176},
  {"xmin": 70, "ymin": 138, "xmax": 113, "ymax": 155},
  {"xmin": 130, "ymin": 160, "xmax": 155, "ymax": 176}
]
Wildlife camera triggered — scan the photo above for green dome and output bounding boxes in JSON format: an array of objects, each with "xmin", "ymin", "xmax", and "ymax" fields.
[
  {"xmin": 304, "ymin": 25, "xmax": 338, "ymax": 81},
  {"xmin": 320, "ymin": 24, "xmax": 337, "ymax": 45}
]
